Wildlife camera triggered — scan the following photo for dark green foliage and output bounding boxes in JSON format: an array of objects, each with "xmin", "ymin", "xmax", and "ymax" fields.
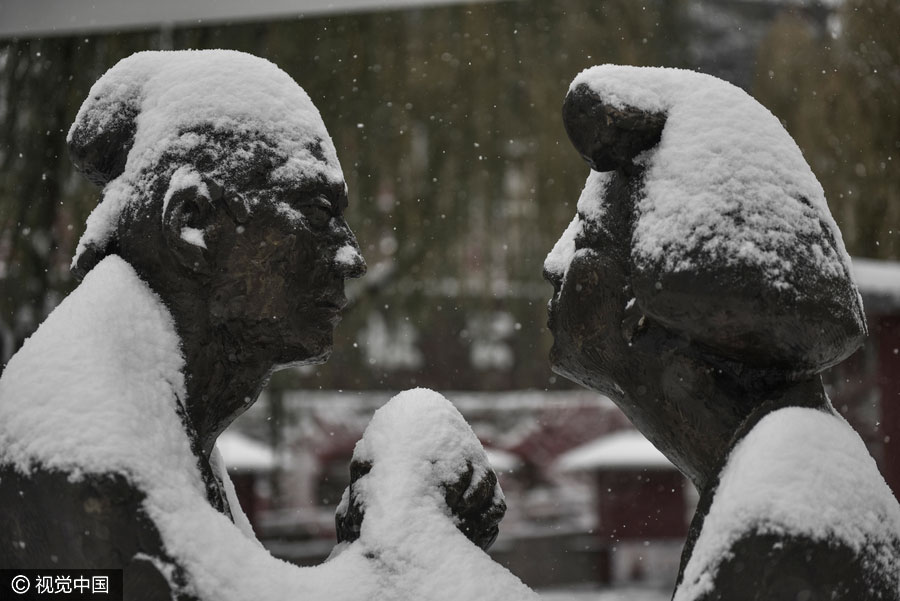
[
  {"xmin": 1, "ymin": 0, "xmax": 896, "ymax": 389},
  {"xmin": 753, "ymin": 0, "xmax": 900, "ymax": 260}
]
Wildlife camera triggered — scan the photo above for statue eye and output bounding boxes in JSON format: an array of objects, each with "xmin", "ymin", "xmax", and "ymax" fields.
[{"xmin": 304, "ymin": 196, "xmax": 333, "ymax": 229}]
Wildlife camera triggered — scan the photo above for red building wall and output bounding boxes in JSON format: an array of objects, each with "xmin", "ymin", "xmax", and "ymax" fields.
[{"xmin": 594, "ymin": 470, "xmax": 688, "ymax": 540}]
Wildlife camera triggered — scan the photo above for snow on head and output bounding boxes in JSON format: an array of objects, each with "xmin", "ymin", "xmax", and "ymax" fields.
[
  {"xmin": 68, "ymin": 50, "xmax": 342, "ymax": 271},
  {"xmin": 567, "ymin": 64, "xmax": 852, "ymax": 291}
]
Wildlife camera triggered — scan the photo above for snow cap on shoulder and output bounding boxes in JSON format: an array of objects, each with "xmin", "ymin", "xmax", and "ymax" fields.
[
  {"xmin": 561, "ymin": 65, "xmax": 865, "ymax": 374},
  {"xmin": 68, "ymin": 50, "xmax": 342, "ymax": 277}
]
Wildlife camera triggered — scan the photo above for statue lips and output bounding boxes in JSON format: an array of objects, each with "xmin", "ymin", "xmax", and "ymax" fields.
[
  {"xmin": 315, "ymin": 292, "xmax": 348, "ymax": 325},
  {"xmin": 543, "ymin": 265, "xmax": 564, "ymax": 335},
  {"xmin": 546, "ymin": 293, "xmax": 572, "ymax": 370},
  {"xmin": 546, "ymin": 299, "xmax": 558, "ymax": 332}
]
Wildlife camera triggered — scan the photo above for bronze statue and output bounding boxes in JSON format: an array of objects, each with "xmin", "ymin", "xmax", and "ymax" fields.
[
  {"xmin": 0, "ymin": 49, "xmax": 368, "ymax": 598},
  {"xmin": 0, "ymin": 50, "xmax": 516, "ymax": 601},
  {"xmin": 545, "ymin": 65, "xmax": 900, "ymax": 600}
]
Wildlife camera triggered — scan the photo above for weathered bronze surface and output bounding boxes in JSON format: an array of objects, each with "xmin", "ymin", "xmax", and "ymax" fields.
[
  {"xmin": 548, "ymin": 83, "xmax": 897, "ymax": 598},
  {"xmin": 1, "ymin": 57, "xmax": 365, "ymax": 597},
  {"xmin": 1, "ymin": 52, "xmax": 510, "ymax": 599}
]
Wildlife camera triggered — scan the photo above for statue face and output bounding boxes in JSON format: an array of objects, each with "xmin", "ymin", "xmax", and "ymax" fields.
[
  {"xmin": 543, "ymin": 171, "xmax": 639, "ymax": 399},
  {"xmin": 546, "ymin": 248, "xmax": 627, "ymax": 397},
  {"xmin": 208, "ymin": 175, "xmax": 365, "ymax": 368},
  {"xmin": 543, "ymin": 170, "xmax": 762, "ymax": 487}
]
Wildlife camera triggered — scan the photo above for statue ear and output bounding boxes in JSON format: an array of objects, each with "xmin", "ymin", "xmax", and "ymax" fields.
[
  {"xmin": 162, "ymin": 184, "xmax": 215, "ymax": 275},
  {"xmin": 563, "ymin": 83, "xmax": 667, "ymax": 172}
]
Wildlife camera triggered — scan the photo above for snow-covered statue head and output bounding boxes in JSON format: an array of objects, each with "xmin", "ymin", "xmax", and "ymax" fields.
[
  {"xmin": 67, "ymin": 50, "xmax": 365, "ymax": 455},
  {"xmin": 545, "ymin": 66, "xmax": 899, "ymax": 599},
  {"xmin": 545, "ymin": 65, "xmax": 866, "ymax": 487}
]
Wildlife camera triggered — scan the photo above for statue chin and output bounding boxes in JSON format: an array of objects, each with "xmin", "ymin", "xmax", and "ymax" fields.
[
  {"xmin": 278, "ymin": 324, "xmax": 337, "ymax": 367},
  {"xmin": 274, "ymin": 346, "xmax": 332, "ymax": 371}
]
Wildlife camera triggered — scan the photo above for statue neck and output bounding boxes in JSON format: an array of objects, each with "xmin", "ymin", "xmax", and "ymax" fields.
[
  {"xmin": 134, "ymin": 261, "xmax": 273, "ymax": 461},
  {"xmin": 653, "ymin": 366, "xmax": 831, "ymax": 493},
  {"xmin": 174, "ymin": 328, "xmax": 273, "ymax": 517},
  {"xmin": 180, "ymin": 335, "xmax": 273, "ymax": 460}
]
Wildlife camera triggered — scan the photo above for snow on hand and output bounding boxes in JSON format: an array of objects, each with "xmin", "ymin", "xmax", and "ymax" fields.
[
  {"xmin": 550, "ymin": 65, "xmax": 851, "ymax": 295},
  {"xmin": 338, "ymin": 388, "xmax": 538, "ymax": 601},
  {"xmin": 675, "ymin": 407, "xmax": 900, "ymax": 600},
  {"xmin": 69, "ymin": 50, "xmax": 343, "ymax": 268}
]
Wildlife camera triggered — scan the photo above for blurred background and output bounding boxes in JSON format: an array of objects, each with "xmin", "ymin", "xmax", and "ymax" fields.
[{"xmin": 1, "ymin": 0, "xmax": 898, "ymax": 597}]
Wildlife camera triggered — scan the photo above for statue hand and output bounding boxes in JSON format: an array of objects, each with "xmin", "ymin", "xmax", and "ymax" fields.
[
  {"xmin": 335, "ymin": 457, "xmax": 506, "ymax": 552},
  {"xmin": 442, "ymin": 458, "xmax": 506, "ymax": 550}
]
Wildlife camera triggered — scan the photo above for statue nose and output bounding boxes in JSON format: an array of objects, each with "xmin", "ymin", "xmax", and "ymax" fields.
[
  {"xmin": 334, "ymin": 243, "xmax": 366, "ymax": 279},
  {"xmin": 542, "ymin": 265, "xmax": 564, "ymax": 294},
  {"xmin": 331, "ymin": 219, "xmax": 367, "ymax": 279},
  {"xmin": 344, "ymin": 249, "xmax": 367, "ymax": 279}
]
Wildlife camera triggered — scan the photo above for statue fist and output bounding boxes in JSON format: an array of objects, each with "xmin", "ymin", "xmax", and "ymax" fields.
[{"xmin": 335, "ymin": 389, "xmax": 506, "ymax": 551}]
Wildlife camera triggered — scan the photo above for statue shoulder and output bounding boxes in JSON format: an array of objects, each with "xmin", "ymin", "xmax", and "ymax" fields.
[
  {"xmin": 682, "ymin": 529, "xmax": 899, "ymax": 601},
  {"xmin": 675, "ymin": 406, "xmax": 900, "ymax": 601},
  {"xmin": 0, "ymin": 464, "xmax": 195, "ymax": 600}
]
